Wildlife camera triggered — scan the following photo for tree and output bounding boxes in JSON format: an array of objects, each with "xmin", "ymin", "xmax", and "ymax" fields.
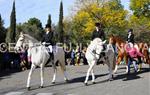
[
  {"xmin": 70, "ymin": 0, "xmax": 128, "ymax": 43},
  {"xmin": 27, "ymin": 17, "xmax": 42, "ymax": 28},
  {"xmin": 129, "ymin": 0, "xmax": 150, "ymax": 43},
  {"xmin": 58, "ymin": 1, "xmax": 64, "ymax": 43},
  {"xmin": 130, "ymin": 0, "xmax": 150, "ymax": 17},
  {"xmin": 128, "ymin": 15, "xmax": 150, "ymax": 43},
  {"xmin": 6, "ymin": 1, "xmax": 16, "ymax": 43},
  {"xmin": 47, "ymin": 14, "xmax": 52, "ymax": 28},
  {"xmin": 16, "ymin": 18, "xmax": 44, "ymax": 40},
  {"xmin": 0, "ymin": 14, "xmax": 6, "ymax": 43}
]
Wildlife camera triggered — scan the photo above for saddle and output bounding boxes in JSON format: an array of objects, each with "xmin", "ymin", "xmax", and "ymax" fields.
[
  {"xmin": 97, "ymin": 48, "xmax": 106, "ymax": 65},
  {"xmin": 45, "ymin": 46, "xmax": 54, "ymax": 66}
]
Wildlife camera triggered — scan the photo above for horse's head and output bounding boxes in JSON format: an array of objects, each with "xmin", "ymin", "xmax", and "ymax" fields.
[
  {"xmin": 93, "ymin": 38, "xmax": 106, "ymax": 54},
  {"xmin": 15, "ymin": 33, "xmax": 26, "ymax": 52},
  {"xmin": 15, "ymin": 33, "xmax": 30, "ymax": 52},
  {"xmin": 15, "ymin": 33, "xmax": 39, "ymax": 52}
]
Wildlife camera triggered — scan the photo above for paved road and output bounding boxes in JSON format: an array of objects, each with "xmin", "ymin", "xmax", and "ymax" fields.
[{"xmin": 0, "ymin": 64, "xmax": 150, "ymax": 95}]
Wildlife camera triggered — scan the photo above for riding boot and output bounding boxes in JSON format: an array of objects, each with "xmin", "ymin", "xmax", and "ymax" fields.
[
  {"xmin": 45, "ymin": 52, "xmax": 54, "ymax": 66},
  {"xmin": 50, "ymin": 52, "xmax": 54, "ymax": 61}
]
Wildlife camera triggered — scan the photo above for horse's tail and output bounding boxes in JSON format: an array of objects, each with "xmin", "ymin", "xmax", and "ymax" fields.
[
  {"xmin": 112, "ymin": 54, "xmax": 116, "ymax": 70},
  {"xmin": 56, "ymin": 47, "xmax": 66, "ymax": 72},
  {"xmin": 57, "ymin": 59, "xmax": 66, "ymax": 72},
  {"xmin": 107, "ymin": 49, "xmax": 116, "ymax": 70}
]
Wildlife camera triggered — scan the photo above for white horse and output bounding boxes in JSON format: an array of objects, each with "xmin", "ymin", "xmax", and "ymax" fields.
[
  {"xmin": 15, "ymin": 33, "xmax": 68, "ymax": 90},
  {"xmin": 84, "ymin": 38, "xmax": 116, "ymax": 85}
]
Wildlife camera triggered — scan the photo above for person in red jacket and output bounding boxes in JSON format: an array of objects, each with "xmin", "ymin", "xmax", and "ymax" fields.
[{"xmin": 125, "ymin": 44, "xmax": 144, "ymax": 74}]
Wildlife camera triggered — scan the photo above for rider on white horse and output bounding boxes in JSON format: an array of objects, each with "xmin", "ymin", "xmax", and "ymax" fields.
[
  {"xmin": 42, "ymin": 24, "xmax": 54, "ymax": 60},
  {"xmin": 92, "ymin": 22, "xmax": 105, "ymax": 41},
  {"xmin": 91, "ymin": 22, "xmax": 106, "ymax": 64}
]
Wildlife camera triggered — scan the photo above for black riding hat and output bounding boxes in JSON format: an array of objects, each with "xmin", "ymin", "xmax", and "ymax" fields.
[
  {"xmin": 95, "ymin": 22, "xmax": 101, "ymax": 27},
  {"xmin": 45, "ymin": 24, "xmax": 51, "ymax": 28},
  {"xmin": 128, "ymin": 29, "xmax": 133, "ymax": 33}
]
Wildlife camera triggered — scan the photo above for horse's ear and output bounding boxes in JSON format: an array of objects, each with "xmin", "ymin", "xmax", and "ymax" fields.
[
  {"xmin": 20, "ymin": 34, "xmax": 24, "ymax": 37},
  {"xmin": 102, "ymin": 40, "xmax": 107, "ymax": 44}
]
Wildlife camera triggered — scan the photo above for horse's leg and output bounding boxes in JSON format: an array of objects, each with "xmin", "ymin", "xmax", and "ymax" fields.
[
  {"xmin": 26, "ymin": 64, "xmax": 36, "ymax": 90},
  {"xmin": 138, "ymin": 57, "xmax": 142, "ymax": 72},
  {"xmin": 149, "ymin": 59, "xmax": 150, "ymax": 68},
  {"xmin": 108, "ymin": 66, "xmax": 113, "ymax": 81},
  {"xmin": 84, "ymin": 61, "xmax": 95, "ymax": 85},
  {"xmin": 40, "ymin": 64, "xmax": 44, "ymax": 88},
  {"xmin": 133, "ymin": 61, "xmax": 138, "ymax": 72},
  {"xmin": 91, "ymin": 69, "xmax": 95, "ymax": 84},
  {"xmin": 52, "ymin": 62, "xmax": 57, "ymax": 84},
  {"xmin": 127, "ymin": 58, "xmax": 132, "ymax": 74},
  {"xmin": 125, "ymin": 65, "xmax": 129, "ymax": 73},
  {"xmin": 124, "ymin": 55, "xmax": 129, "ymax": 73},
  {"xmin": 105, "ymin": 57, "xmax": 113, "ymax": 81},
  {"xmin": 114, "ymin": 57, "xmax": 121, "ymax": 73},
  {"xmin": 114, "ymin": 64, "xmax": 118, "ymax": 73},
  {"xmin": 59, "ymin": 61, "xmax": 68, "ymax": 82},
  {"xmin": 63, "ymin": 70, "xmax": 68, "ymax": 82},
  {"xmin": 138, "ymin": 63, "xmax": 142, "ymax": 71}
]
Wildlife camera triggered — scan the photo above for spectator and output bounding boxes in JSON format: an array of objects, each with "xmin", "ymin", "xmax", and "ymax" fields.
[
  {"xmin": 71, "ymin": 49, "xmax": 75, "ymax": 66},
  {"xmin": 3, "ymin": 49, "xmax": 11, "ymax": 70},
  {"xmin": 19, "ymin": 46, "xmax": 28, "ymax": 70},
  {"xmin": 82, "ymin": 46, "xmax": 88, "ymax": 65},
  {"xmin": 75, "ymin": 45, "xmax": 81, "ymax": 66}
]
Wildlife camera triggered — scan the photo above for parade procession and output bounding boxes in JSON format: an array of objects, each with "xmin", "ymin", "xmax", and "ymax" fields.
[{"xmin": 0, "ymin": 0, "xmax": 150, "ymax": 95}]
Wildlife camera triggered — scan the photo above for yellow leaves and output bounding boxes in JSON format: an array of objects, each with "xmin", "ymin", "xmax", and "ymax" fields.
[
  {"xmin": 111, "ymin": 1, "xmax": 118, "ymax": 8},
  {"xmin": 84, "ymin": 18, "xmax": 95, "ymax": 33},
  {"xmin": 77, "ymin": 11, "xmax": 89, "ymax": 19},
  {"xmin": 89, "ymin": 3, "xmax": 101, "ymax": 13},
  {"xmin": 74, "ymin": 11, "xmax": 89, "ymax": 23},
  {"xmin": 129, "ymin": 15, "xmax": 138, "ymax": 24},
  {"xmin": 134, "ymin": 0, "xmax": 150, "ymax": 8},
  {"xmin": 102, "ymin": 8, "xmax": 128, "ymax": 28},
  {"xmin": 73, "ymin": 8, "xmax": 96, "ymax": 34},
  {"xmin": 71, "ymin": 1, "xmax": 128, "ymax": 38},
  {"xmin": 130, "ymin": 0, "xmax": 150, "ymax": 17},
  {"xmin": 129, "ymin": 15, "xmax": 150, "ymax": 31}
]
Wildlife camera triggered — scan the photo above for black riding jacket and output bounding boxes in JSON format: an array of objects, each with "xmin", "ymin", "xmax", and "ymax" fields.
[
  {"xmin": 42, "ymin": 31, "xmax": 54, "ymax": 46},
  {"xmin": 91, "ymin": 29, "xmax": 105, "ymax": 41}
]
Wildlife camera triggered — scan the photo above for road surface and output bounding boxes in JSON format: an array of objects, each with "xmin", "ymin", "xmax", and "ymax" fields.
[{"xmin": 0, "ymin": 64, "xmax": 149, "ymax": 95}]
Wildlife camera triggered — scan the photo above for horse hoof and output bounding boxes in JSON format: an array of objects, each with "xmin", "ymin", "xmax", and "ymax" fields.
[
  {"xmin": 84, "ymin": 83, "xmax": 88, "ymax": 86},
  {"xmin": 92, "ymin": 82, "xmax": 96, "ymax": 84},
  {"xmin": 52, "ymin": 82, "xmax": 55, "ymax": 84},
  {"xmin": 108, "ymin": 78, "xmax": 113, "ymax": 81},
  {"xmin": 65, "ymin": 79, "xmax": 69, "ymax": 83},
  {"xmin": 112, "ymin": 75, "xmax": 114, "ymax": 79},
  {"xmin": 27, "ymin": 87, "xmax": 30, "ymax": 91},
  {"xmin": 39, "ymin": 86, "xmax": 43, "ymax": 88}
]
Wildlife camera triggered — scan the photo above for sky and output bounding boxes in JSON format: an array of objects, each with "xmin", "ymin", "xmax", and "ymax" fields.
[{"xmin": 0, "ymin": 0, "xmax": 130, "ymax": 28}]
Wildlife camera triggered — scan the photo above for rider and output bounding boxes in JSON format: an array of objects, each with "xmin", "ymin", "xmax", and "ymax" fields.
[
  {"xmin": 127, "ymin": 29, "xmax": 134, "ymax": 47},
  {"xmin": 92, "ymin": 22, "xmax": 106, "ymax": 64},
  {"xmin": 42, "ymin": 24, "xmax": 54, "ymax": 60},
  {"xmin": 92, "ymin": 22, "xmax": 105, "ymax": 41},
  {"xmin": 126, "ymin": 29, "xmax": 137, "ymax": 74}
]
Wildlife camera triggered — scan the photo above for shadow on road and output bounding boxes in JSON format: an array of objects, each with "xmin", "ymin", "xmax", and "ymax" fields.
[
  {"xmin": 0, "ymin": 69, "xmax": 21, "ymax": 80},
  {"xmin": 68, "ymin": 73, "xmax": 108, "ymax": 83},
  {"xmin": 114, "ymin": 68, "xmax": 150, "ymax": 81}
]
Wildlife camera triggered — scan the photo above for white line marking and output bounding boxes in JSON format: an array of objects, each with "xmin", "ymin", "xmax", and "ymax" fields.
[
  {"xmin": 5, "ymin": 91, "xmax": 24, "ymax": 95},
  {"xmin": 36, "ymin": 93, "xmax": 54, "ymax": 95}
]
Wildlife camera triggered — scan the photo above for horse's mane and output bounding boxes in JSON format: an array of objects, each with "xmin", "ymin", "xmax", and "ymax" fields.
[
  {"xmin": 109, "ymin": 35, "xmax": 125, "ymax": 45},
  {"xmin": 115, "ymin": 36, "xmax": 125, "ymax": 44},
  {"xmin": 92, "ymin": 38, "xmax": 102, "ymax": 44},
  {"xmin": 23, "ymin": 34, "xmax": 39, "ymax": 43}
]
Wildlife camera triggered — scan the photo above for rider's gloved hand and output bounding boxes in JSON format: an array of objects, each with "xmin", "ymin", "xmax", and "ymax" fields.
[
  {"xmin": 42, "ymin": 42, "xmax": 46, "ymax": 45},
  {"xmin": 103, "ymin": 40, "xmax": 107, "ymax": 44}
]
